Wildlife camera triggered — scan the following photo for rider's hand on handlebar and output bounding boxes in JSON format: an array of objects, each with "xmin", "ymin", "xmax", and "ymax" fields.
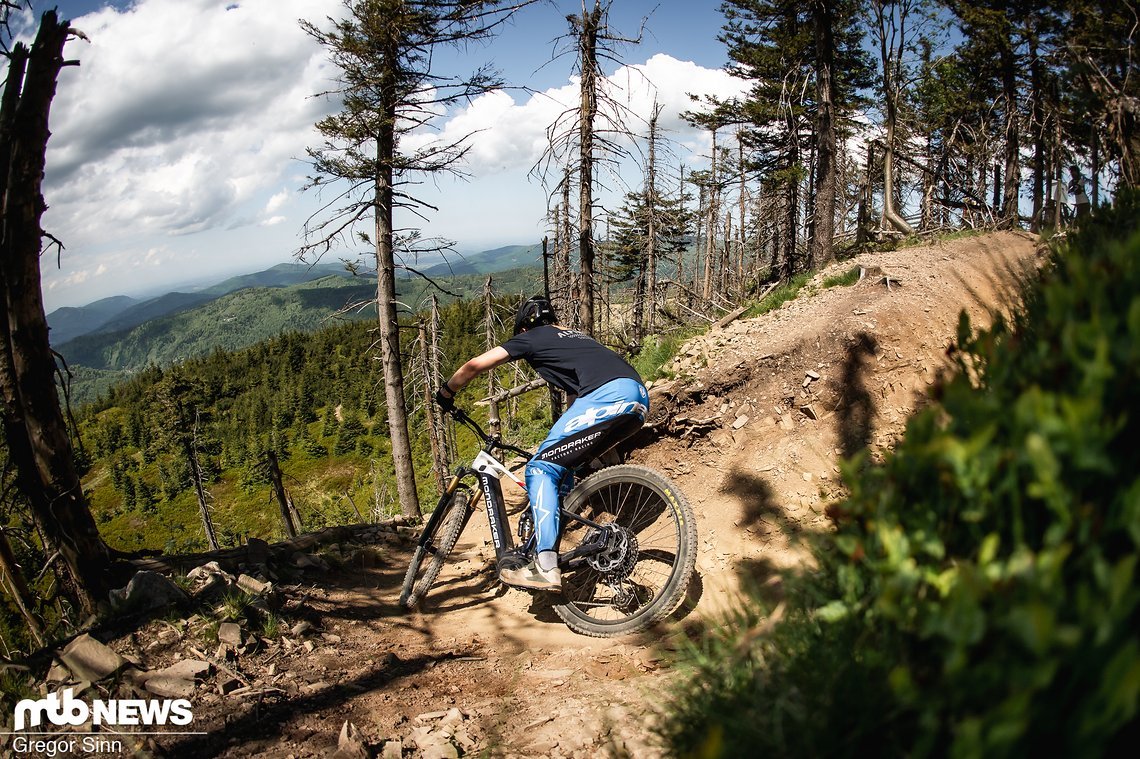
[{"xmin": 435, "ymin": 387, "xmax": 455, "ymax": 412}]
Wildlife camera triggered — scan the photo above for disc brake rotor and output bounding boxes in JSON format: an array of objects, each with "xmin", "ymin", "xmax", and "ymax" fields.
[{"xmin": 586, "ymin": 524, "xmax": 638, "ymax": 580}]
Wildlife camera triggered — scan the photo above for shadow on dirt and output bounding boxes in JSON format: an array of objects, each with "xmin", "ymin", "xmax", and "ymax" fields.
[
  {"xmin": 836, "ymin": 332, "xmax": 879, "ymax": 459},
  {"xmin": 721, "ymin": 470, "xmax": 792, "ymax": 535},
  {"xmin": 163, "ymin": 649, "xmax": 474, "ymax": 757}
]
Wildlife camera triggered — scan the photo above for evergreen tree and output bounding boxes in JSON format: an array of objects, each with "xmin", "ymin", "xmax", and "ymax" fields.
[
  {"xmin": 300, "ymin": 0, "xmax": 532, "ymax": 518},
  {"xmin": 714, "ymin": 0, "xmax": 871, "ymax": 274}
]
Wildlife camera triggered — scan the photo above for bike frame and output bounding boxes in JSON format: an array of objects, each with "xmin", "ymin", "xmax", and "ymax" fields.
[{"xmin": 419, "ymin": 408, "xmax": 615, "ymax": 570}]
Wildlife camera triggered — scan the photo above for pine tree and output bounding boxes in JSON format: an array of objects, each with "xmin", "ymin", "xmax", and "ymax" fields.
[{"xmin": 300, "ymin": 0, "xmax": 532, "ymax": 518}]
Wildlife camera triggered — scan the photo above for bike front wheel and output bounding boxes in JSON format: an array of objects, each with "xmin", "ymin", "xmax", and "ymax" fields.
[
  {"xmin": 398, "ymin": 487, "xmax": 472, "ymax": 609},
  {"xmin": 554, "ymin": 465, "xmax": 697, "ymax": 637}
]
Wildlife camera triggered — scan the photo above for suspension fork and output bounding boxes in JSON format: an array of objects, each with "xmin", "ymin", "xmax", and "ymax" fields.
[{"xmin": 414, "ymin": 473, "xmax": 466, "ymax": 550}]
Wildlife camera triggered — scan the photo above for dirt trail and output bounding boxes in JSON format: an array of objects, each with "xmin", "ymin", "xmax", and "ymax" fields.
[{"xmin": 92, "ymin": 232, "xmax": 1038, "ymax": 758}]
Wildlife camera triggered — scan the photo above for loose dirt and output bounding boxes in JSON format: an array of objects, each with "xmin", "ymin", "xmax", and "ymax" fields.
[{"xmin": 53, "ymin": 232, "xmax": 1039, "ymax": 758}]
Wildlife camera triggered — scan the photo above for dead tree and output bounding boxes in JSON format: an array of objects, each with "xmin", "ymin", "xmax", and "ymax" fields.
[
  {"xmin": 265, "ymin": 450, "xmax": 298, "ymax": 538},
  {"xmin": 301, "ymin": 0, "xmax": 533, "ymax": 519},
  {"xmin": 533, "ymin": 0, "xmax": 643, "ymax": 336},
  {"xmin": 428, "ymin": 295, "xmax": 452, "ymax": 470},
  {"xmin": 871, "ymin": 0, "xmax": 915, "ymax": 236},
  {"xmin": 645, "ymin": 103, "xmax": 661, "ymax": 335},
  {"xmin": 0, "ymin": 10, "xmax": 114, "ymax": 615},
  {"xmin": 482, "ymin": 276, "xmax": 501, "ymax": 436},
  {"xmin": 417, "ymin": 318, "xmax": 447, "ymax": 494}
]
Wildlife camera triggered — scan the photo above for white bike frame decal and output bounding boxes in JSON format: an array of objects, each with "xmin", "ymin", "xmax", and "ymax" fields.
[{"xmin": 473, "ymin": 451, "xmax": 526, "ymax": 490}]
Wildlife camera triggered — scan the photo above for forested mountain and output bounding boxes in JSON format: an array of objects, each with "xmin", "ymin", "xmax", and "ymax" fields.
[
  {"xmin": 46, "ymin": 295, "xmax": 139, "ymax": 345},
  {"xmin": 54, "ymin": 265, "xmax": 542, "ymax": 406},
  {"xmin": 420, "ymin": 244, "xmax": 543, "ymax": 277},
  {"xmin": 46, "ymin": 263, "xmax": 351, "ymax": 346},
  {"xmin": 76, "ymin": 293, "xmax": 540, "ymax": 554}
]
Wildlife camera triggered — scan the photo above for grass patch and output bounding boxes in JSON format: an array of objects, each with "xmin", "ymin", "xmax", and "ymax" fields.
[
  {"xmin": 214, "ymin": 590, "xmax": 253, "ymax": 623},
  {"xmin": 744, "ymin": 272, "xmax": 813, "ymax": 318},
  {"xmin": 631, "ymin": 331, "xmax": 695, "ymax": 382},
  {"xmin": 823, "ymin": 266, "xmax": 861, "ymax": 288}
]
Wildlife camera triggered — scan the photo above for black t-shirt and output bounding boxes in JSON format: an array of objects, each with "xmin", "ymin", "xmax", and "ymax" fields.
[{"xmin": 501, "ymin": 325, "xmax": 641, "ymax": 397}]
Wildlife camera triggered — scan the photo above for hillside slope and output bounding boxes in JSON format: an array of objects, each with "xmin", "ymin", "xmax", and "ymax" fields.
[{"xmin": 90, "ymin": 232, "xmax": 1038, "ymax": 757}]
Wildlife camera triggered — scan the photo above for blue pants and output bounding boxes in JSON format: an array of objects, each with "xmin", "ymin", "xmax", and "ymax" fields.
[{"xmin": 525, "ymin": 378, "xmax": 649, "ymax": 553}]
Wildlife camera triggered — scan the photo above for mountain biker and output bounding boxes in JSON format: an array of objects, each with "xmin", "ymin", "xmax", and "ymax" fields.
[{"xmin": 435, "ymin": 296, "xmax": 649, "ymax": 591}]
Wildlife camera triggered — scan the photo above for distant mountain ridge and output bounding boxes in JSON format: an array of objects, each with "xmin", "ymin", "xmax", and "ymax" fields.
[
  {"xmin": 52, "ymin": 249, "xmax": 543, "ymax": 407},
  {"xmin": 47, "ymin": 247, "xmax": 541, "ymax": 348},
  {"xmin": 46, "ymin": 295, "xmax": 139, "ymax": 345},
  {"xmin": 47, "ymin": 262, "xmax": 352, "ymax": 347},
  {"xmin": 419, "ymin": 244, "xmax": 543, "ymax": 277}
]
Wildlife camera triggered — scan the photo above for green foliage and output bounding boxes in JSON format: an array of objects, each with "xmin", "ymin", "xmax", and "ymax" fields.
[
  {"xmin": 215, "ymin": 590, "xmax": 253, "ymax": 623},
  {"xmin": 631, "ymin": 332, "xmax": 692, "ymax": 382},
  {"xmin": 69, "ymin": 285, "xmax": 556, "ymax": 551},
  {"xmin": 662, "ymin": 196, "xmax": 1140, "ymax": 756},
  {"xmin": 743, "ymin": 271, "xmax": 813, "ymax": 318},
  {"xmin": 822, "ymin": 266, "xmax": 860, "ymax": 288},
  {"xmin": 56, "ymin": 265, "xmax": 541, "ymax": 406}
]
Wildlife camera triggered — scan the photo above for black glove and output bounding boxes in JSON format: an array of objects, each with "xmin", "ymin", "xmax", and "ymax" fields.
[{"xmin": 435, "ymin": 387, "xmax": 455, "ymax": 412}]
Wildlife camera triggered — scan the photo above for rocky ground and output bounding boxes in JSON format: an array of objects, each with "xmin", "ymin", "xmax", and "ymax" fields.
[{"xmin": 5, "ymin": 231, "xmax": 1039, "ymax": 758}]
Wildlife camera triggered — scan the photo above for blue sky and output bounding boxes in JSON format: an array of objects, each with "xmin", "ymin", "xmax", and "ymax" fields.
[{"xmin": 14, "ymin": 1, "xmax": 742, "ymax": 310}]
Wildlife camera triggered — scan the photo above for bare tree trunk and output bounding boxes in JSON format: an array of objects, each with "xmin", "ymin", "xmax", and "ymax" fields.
[
  {"xmin": 737, "ymin": 131, "xmax": 747, "ymax": 290},
  {"xmin": 722, "ymin": 210, "xmax": 732, "ymax": 294},
  {"xmin": 428, "ymin": 295, "xmax": 452, "ymax": 468},
  {"xmin": 882, "ymin": 123, "xmax": 913, "ymax": 234},
  {"xmin": 694, "ymin": 182, "xmax": 705, "ymax": 297},
  {"xmin": 0, "ymin": 529, "xmax": 44, "ymax": 647},
  {"xmin": 810, "ymin": 0, "xmax": 838, "ymax": 268},
  {"xmin": 1029, "ymin": 31, "xmax": 1045, "ymax": 229},
  {"xmin": 875, "ymin": 1, "xmax": 913, "ymax": 236},
  {"xmin": 186, "ymin": 431, "xmax": 219, "ymax": 551},
  {"xmin": 645, "ymin": 104, "xmax": 660, "ymax": 336},
  {"xmin": 576, "ymin": 1, "xmax": 602, "ymax": 335},
  {"xmin": 483, "ymin": 276, "xmax": 500, "ymax": 435},
  {"xmin": 1091, "ymin": 125, "xmax": 1100, "ymax": 207},
  {"xmin": 266, "ymin": 450, "xmax": 298, "ymax": 538},
  {"xmin": 375, "ymin": 53, "xmax": 419, "ymax": 518},
  {"xmin": 676, "ymin": 163, "xmax": 686, "ymax": 288},
  {"xmin": 1000, "ymin": 40, "xmax": 1020, "ymax": 228},
  {"xmin": 560, "ymin": 168, "xmax": 574, "ymax": 328},
  {"xmin": 703, "ymin": 128, "xmax": 718, "ymax": 301},
  {"xmin": 0, "ymin": 13, "xmax": 113, "ymax": 615},
  {"xmin": 418, "ymin": 319, "xmax": 446, "ymax": 493}
]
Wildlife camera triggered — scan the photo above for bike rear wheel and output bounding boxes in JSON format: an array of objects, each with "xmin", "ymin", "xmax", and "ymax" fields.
[
  {"xmin": 554, "ymin": 465, "xmax": 697, "ymax": 637},
  {"xmin": 398, "ymin": 488, "xmax": 472, "ymax": 609}
]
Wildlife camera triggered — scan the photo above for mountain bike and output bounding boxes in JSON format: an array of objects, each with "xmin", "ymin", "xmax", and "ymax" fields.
[{"xmin": 398, "ymin": 406, "xmax": 697, "ymax": 638}]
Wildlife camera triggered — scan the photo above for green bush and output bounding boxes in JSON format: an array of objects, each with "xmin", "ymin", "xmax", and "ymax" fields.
[{"xmin": 662, "ymin": 196, "xmax": 1140, "ymax": 757}]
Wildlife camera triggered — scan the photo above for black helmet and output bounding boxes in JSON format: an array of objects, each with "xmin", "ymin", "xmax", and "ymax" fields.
[{"xmin": 513, "ymin": 295, "xmax": 556, "ymax": 335}]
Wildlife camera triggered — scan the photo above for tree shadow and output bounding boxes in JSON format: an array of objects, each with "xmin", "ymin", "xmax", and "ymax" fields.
[
  {"xmin": 836, "ymin": 332, "xmax": 879, "ymax": 459},
  {"xmin": 720, "ymin": 470, "xmax": 791, "ymax": 535},
  {"xmin": 161, "ymin": 649, "xmax": 474, "ymax": 757}
]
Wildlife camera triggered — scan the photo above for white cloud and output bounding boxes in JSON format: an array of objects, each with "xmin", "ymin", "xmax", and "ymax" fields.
[
  {"xmin": 265, "ymin": 188, "xmax": 292, "ymax": 214},
  {"xmin": 260, "ymin": 215, "xmax": 287, "ymax": 227},
  {"xmin": 42, "ymin": 0, "xmax": 341, "ymax": 248},
  {"xmin": 406, "ymin": 53, "xmax": 749, "ymax": 179}
]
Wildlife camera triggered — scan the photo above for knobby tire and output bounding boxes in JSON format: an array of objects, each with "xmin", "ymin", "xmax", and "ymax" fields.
[
  {"xmin": 398, "ymin": 488, "xmax": 472, "ymax": 609},
  {"xmin": 553, "ymin": 465, "xmax": 697, "ymax": 638}
]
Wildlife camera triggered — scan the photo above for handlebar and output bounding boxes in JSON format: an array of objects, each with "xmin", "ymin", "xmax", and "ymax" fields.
[{"xmin": 447, "ymin": 406, "xmax": 533, "ymax": 460}]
